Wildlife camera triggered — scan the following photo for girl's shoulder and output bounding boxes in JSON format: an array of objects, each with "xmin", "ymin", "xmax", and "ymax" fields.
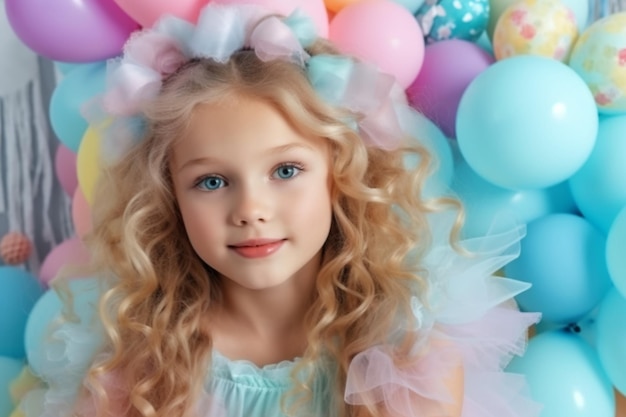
[{"xmin": 346, "ymin": 214, "xmax": 542, "ymax": 417}]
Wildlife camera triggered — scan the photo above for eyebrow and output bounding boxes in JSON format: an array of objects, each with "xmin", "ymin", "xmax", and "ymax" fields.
[{"xmin": 176, "ymin": 142, "xmax": 317, "ymax": 173}]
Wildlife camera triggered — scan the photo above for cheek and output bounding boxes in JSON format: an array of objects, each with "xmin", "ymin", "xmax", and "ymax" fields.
[
  {"xmin": 293, "ymin": 180, "xmax": 333, "ymax": 231},
  {"xmin": 178, "ymin": 199, "xmax": 224, "ymax": 253}
]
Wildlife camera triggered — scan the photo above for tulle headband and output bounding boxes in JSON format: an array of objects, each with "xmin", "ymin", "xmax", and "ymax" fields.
[{"xmin": 93, "ymin": 3, "xmax": 406, "ymax": 161}]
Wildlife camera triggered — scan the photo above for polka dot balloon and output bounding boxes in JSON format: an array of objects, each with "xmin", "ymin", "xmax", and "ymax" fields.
[{"xmin": 416, "ymin": 0, "xmax": 490, "ymax": 43}]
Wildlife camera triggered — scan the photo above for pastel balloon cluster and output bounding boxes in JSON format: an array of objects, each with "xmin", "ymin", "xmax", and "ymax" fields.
[{"xmin": 4, "ymin": 0, "xmax": 626, "ymax": 415}]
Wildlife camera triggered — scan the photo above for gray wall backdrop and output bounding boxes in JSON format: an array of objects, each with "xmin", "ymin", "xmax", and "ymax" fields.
[{"xmin": 0, "ymin": 1, "xmax": 74, "ymax": 274}]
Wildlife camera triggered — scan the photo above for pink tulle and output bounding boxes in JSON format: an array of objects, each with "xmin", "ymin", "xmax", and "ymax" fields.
[
  {"xmin": 249, "ymin": 16, "xmax": 309, "ymax": 66},
  {"xmin": 345, "ymin": 304, "xmax": 541, "ymax": 417}
]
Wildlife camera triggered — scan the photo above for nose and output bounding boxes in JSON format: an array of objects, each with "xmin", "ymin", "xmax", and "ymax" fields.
[{"xmin": 229, "ymin": 185, "xmax": 272, "ymax": 226}]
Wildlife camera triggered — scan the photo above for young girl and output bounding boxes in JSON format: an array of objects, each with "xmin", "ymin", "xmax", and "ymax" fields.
[{"xmin": 21, "ymin": 4, "xmax": 541, "ymax": 417}]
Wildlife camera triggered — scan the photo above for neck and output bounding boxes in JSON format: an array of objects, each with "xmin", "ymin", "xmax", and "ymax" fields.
[
  {"xmin": 209, "ymin": 254, "xmax": 321, "ymax": 366},
  {"xmin": 222, "ymin": 270, "xmax": 315, "ymax": 335}
]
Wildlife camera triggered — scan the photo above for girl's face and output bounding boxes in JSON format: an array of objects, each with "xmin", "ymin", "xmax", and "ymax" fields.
[{"xmin": 170, "ymin": 96, "xmax": 333, "ymax": 290}]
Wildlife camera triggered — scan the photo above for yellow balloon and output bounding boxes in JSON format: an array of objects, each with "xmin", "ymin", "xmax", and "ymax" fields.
[
  {"xmin": 325, "ymin": 0, "xmax": 362, "ymax": 14},
  {"xmin": 493, "ymin": 0, "xmax": 578, "ymax": 62},
  {"xmin": 76, "ymin": 125, "xmax": 103, "ymax": 206}
]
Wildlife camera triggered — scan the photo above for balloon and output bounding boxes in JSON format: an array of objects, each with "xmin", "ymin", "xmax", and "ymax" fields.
[
  {"xmin": 0, "ymin": 266, "xmax": 43, "ymax": 359},
  {"xmin": 492, "ymin": 0, "xmax": 578, "ymax": 62},
  {"xmin": 39, "ymin": 237, "xmax": 92, "ymax": 286},
  {"xmin": 452, "ymin": 161, "xmax": 577, "ymax": 238},
  {"xmin": 606, "ymin": 206, "xmax": 626, "ymax": 298},
  {"xmin": 113, "ymin": 0, "xmax": 204, "ymax": 27},
  {"xmin": 72, "ymin": 188, "xmax": 93, "ymax": 240},
  {"xmin": 5, "ymin": 0, "xmax": 139, "ymax": 62},
  {"xmin": 569, "ymin": 13, "xmax": 626, "ymax": 114},
  {"xmin": 49, "ymin": 62, "xmax": 107, "ymax": 153},
  {"xmin": 329, "ymin": 0, "xmax": 425, "ymax": 88},
  {"xmin": 406, "ymin": 39, "xmax": 494, "ymax": 138},
  {"xmin": 487, "ymin": 0, "xmax": 517, "ymax": 39},
  {"xmin": 596, "ymin": 289, "xmax": 626, "ymax": 395},
  {"xmin": 53, "ymin": 61, "xmax": 82, "ymax": 76},
  {"xmin": 77, "ymin": 126, "xmax": 104, "ymax": 206},
  {"xmin": 507, "ymin": 330, "xmax": 615, "ymax": 417},
  {"xmin": 456, "ymin": 55, "xmax": 598, "ymax": 190},
  {"xmin": 25, "ymin": 278, "xmax": 102, "ymax": 377},
  {"xmin": 487, "ymin": 0, "xmax": 588, "ymax": 38},
  {"xmin": 391, "ymin": 0, "xmax": 425, "ymax": 13},
  {"xmin": 54, "ymin": 144, "xmax": 78, "ymax": 196},
  {"xmin": 326, "ymin": 0, "xmax": 362, "ymax": 13},
  {"xmin": 505, "ymin": 213, "xmax": 613, "ymax": 324},
  {"xmin": 215, "ymin": 0, "xmax": 329, "ymax": 37},
  {"xmin": 0, "ymin": 356, "xmax": 24, "ymax": 417},
  {"xmin": 416, "ymin": 0, "xmax": 490, "ymax": 43},
  {"xmin": 569, "ymin": 115, "xmax": 626, "ymax": 234}
]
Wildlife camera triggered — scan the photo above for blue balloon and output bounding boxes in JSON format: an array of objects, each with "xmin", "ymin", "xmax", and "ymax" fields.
[
  {"xmin": 456, "ymin": 56, "xmax": 598, "ymax": 190},
  {"xmin": 452, "ymin": 161, "xmax": 577, "ymax": 238},
  {"xmin": 0, "ymin": 356, "xmax": 24, "ymax": 417},
  {"xmin": 606, "ymin": 206, "xmax": 626, "ymax": 298},
  {"xmin": 392, "ymin": 0, "xmax": 425, "ymax": 13},
  {"xmin": 569, "ymin": 115, "xmax": 626, "ymax": 234},
  {"xmin": 25, "ymin": 278, "xmax": 103, "ymax": 376},
  {"xmin": 53, "ymin": 61, "xmax": 82, "ymax": 76},
  {"xmin": 507, "ymin": 331, "xmax": 615, "ymax": 417},
  {"xmin": 505, "ymin": 213, "xmax": 612, "ymax": 323},
  {"xmin": 0, "ymin": 267, "xmax": 44, "ymax": 359},
  {"xmin": 596, "ymin": 289, "xmax": 626, "ymax": 395},
  {"xmin": 49, "ymin": 61, "xmax": 107, "ymax": 152}
]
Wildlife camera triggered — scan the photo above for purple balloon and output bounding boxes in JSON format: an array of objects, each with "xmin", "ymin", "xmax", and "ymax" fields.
[
  {"xmin": 5, "ymin": 0, "xmax": 140, "ymax": 62},
  {"xmin": 406, "ymin": 39, "xmax": 493, "ymax": 139}
]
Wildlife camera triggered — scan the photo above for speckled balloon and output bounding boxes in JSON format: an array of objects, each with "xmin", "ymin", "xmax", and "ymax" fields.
[
  {"xmin": 416, "ymin": 0, "xmax": 490, "ymax": 43},
  {"xmin": 569, "ymin": 12, "xmax": 626, "ymax": 114},
  {"xmin": 492, "ymin": 0, "xmax": 578, "ymax": 62}
]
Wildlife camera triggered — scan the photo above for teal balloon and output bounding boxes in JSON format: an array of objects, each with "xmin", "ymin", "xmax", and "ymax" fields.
[
  {"xmin": 392, "ymin": 0, "xmax": 425, "ymax": 13},
  {"xmin": 0, "ymin": 356, "xmax": 24, "ymax": 417},
  {"xmin": 25, "ymin": 278, "xmax": 103, "ymax": 376},
  {"xmin": 49, "ymin": 61, "xmax": 107, "ymax": 152},
  {"xmin": 596, "ymin": 289, "xmax": 626, "ymax": 395},
  {"xmin": 416, "ymin": 0, "xmax": 490, "ymax": 42},
  {"xmin": 456, "ymin": 56, "xmax": 598, "ymax": 190},
  {"xmin": 606, "ymin": 206, "xmax": 626, "ymax": 298},
  {"xmin": 53, "ymin": 61, "xmax": 82, "ymax": 76},
  {"xmin": 507, "ymin": 331, "xmax": 615, "ymax": 417},
  {"xmin": 452, "ymin": 161, "xmax": 577, "ymax": 238},
  {"xmin": 505, "ymin": 213, "xmax": 612, "ymax": 323},
  {"xmin": 569, "ymin": 115, "xmax": 626, "ymax": 234},
  {"xmin": 0, "ymin": 267, "xmax": 44, "ymax": 359}
]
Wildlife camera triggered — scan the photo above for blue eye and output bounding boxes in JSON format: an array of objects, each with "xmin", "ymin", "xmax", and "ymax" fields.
[
  {"xmin": 197, "ymin": 176, "xmax": 226, "ymax": 191},
  {"xmin": 273, "ymin": 164, "xmax": 301, "ymax": 180}
]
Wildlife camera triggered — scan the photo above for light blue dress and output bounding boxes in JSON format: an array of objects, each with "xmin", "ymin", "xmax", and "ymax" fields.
[{"xmin": 206, "ymin": 351, "xmax": 334, "ymax": 417}]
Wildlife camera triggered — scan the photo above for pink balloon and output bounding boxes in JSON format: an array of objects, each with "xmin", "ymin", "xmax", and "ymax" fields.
[
  {"xmin": 39, "ymin": 237, "xmax": 91, "ymax": 286},
  {"xmin": 406, "ymin": 40, "xmax": 494, "ymax": 139},
  {"xmin": 329, "ymin": 0, "xmax": 424, "ymax": 88},
  {"xmin": 54, "ymin": 144, "xmax": 78, "ymax": 196},
  {"xmin": 5, "ymin": 0, "xmax": 140, "ymax": 62},
  {"xmin": 113, "ymin": 0, "xmax": 206, "ymax": 27},
  {"xmin": 72, "ymin": 188, "xmax": 93, "ymax": 240},
  {"xmin": 214, "ymin": 0, "xmax": 329, "ymax": 37}
]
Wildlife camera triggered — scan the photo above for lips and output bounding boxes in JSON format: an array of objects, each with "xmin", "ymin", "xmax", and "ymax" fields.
[{"xmin": 228, "ymin": 239, "xmax": 285, "ymax": 259}]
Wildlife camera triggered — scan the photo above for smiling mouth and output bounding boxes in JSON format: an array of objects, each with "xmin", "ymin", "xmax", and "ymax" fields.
[{"xmin": 228, "ymin": 239, "xmax": 285, "ymax": 259}]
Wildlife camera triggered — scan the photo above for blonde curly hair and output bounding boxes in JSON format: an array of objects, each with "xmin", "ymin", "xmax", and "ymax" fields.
[{"xmin": 78, "ymin": 38, "xmax": 461, "ymax": 417}]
